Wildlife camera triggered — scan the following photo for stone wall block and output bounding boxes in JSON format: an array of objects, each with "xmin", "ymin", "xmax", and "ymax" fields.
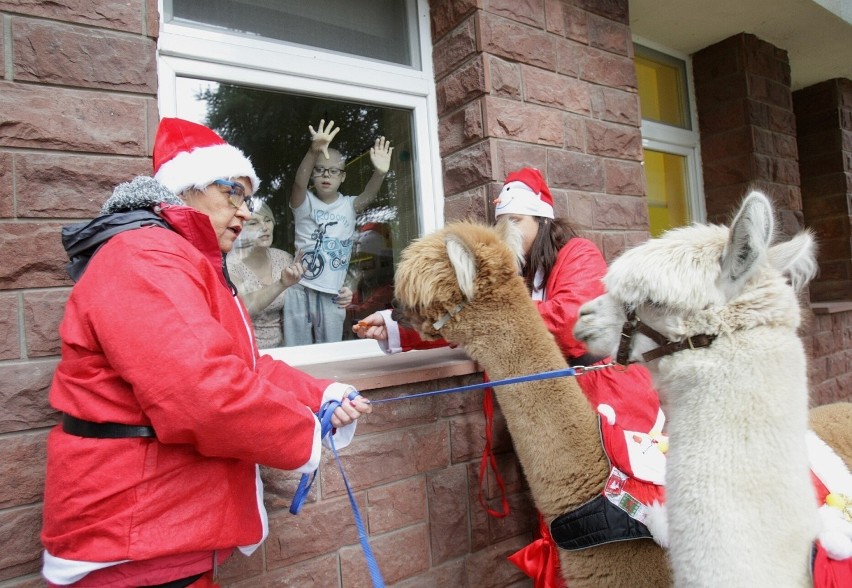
[
  {"xmin": 443, "ymin": 185, "xmax": 491, "ymax": 223},
  {"xmin": 266, "ymin": 494, "xmax": 361, "ymax": 568},
  {"xmin": 340, "ymin": 524, "xmax": 430, "ymax": 587},
  {"xmin": 0, "ymin": 1, "xmax": 144, "ymax": 34},
  {"xmin": 0, "ymin": 504, "xmax": 42, "ymax": 581},
  {"xmin": 560, "ymin": 5, "xmax": 589, "ymax": 44},
  {"xmin": 366, "ymin": 476, "xmax": 427, "ymax": 535},
  {"xmin": 585, "ymin": 119, "xmax": 642, "ymax": 159},
  {"xmin": 556, "ymin": 38, "xmax": 583, "ymax": 77},
  {"xmin": 232, "ymin": 554, "xmax": 338, "ymax": 587},
  {"xmin": 433, "ymin": 16, "xmax": 477, "ymax": 80},
  {"xmin": 436, "ymin": 57, "xmax": 487, "ymax": 115},
  {"xmin": 478, "ymin": 12, "xmax": 556, "ymax": 70},
  {"xmin": 0, "ymin": 223, "xmax": 70, "ymax": 289},
  {"xmin": 578, "ymin": 46, "xmax": 636, "ymax": 91},
  {"xmin": 592, "ymin": 192, "xmax": 650, "ymax": 230},
  {"xmin": 486, "ymin": 0, "xmax": 545, "ymax": 27},
  {"xmin": 490, "ymin": 140, "xmax": 548, "ymax": 183},
  {"xmin": 145, "ymin": 0, "xmax": 160, "ymax": 38},
  {"xmin": 0, "ymin": 359, "xmax": 59, "ymax": 434},
  {"xmin": 463, "ymin": 535, "xmax": 531, "ymax": 587},
  {"xmin": 427, "ymin": 464, "xmax": 470, "ymax": 564},
  {"xmin": 449, "ymin": 410, "xmax": 511, "ymax": 463},
  {"xmin": 0, "ymin": 85, "xmax": 147, "ymax": 155},
  {"xmin": 486, "ymin": 55, "xmax": 521, "ymax": 98},
  {"xmin": 591, "ymin": 86, "xmax": 640, "ymax": 126},
  {"xmin": 483, "ymin": 96, "xmax": 564, "ymax": 146},
  {"xmin": 23, "ymin": 289, "xmax": 67, "ymax": 357},
  {"xmin": 586, "ymin": 12, "xmax": 630, "ymax": 56},
  {"xmin": 430, "ymin": 0, "xmax": 478, "ymax": 42},
  {"xmin": 17, "ymin": 153, "xmax": 150, "ymax": 218},
  {"xmin": 392, "ymin": 561, "xmax": 466, "ymax": 588},
  {"xmin": 523, "ymin": 65, "xmax": 591, "ymax": 114},
  {"xmin": 604, "ymin": 158, "xmax": 645, "ymax": 196},
  {"xmin": 547, "ymin": 150, "xmax": 605, "ymax": 192},
  {"xmin": 0, "ymin": 293, "xmax": 20, "ymax": 361},
  {"xmin": 438, "ymin": 100, "xmax": 485, "ymax": 157},
  {"xmin": 320, "ymin": 423, "xmax": 450, "ymax": 497},
  {"xmin": 0, "ymin": 152, "xmax": 12, "ymax": 218},
  {"xmin": 544, "ymin": 0, "xmax": 565, "ymax": 35},
  {"xmin": 0, "ymin": 430, "xmax": 47, "ymax": 508},
  {"xmin": 442, "ymin": 141, "xmax": 494, "ymax": 196},
  {"xmin": 14, "ymin": 18, "xmax": 157, "ymax": 92}
]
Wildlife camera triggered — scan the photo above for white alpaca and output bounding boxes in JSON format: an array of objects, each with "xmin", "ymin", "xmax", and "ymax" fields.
[{"xmin": 573, "ymin": 191, "xmax": 852, "ymax": 587}]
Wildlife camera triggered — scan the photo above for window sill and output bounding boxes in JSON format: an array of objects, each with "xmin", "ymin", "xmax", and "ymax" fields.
[
  {"xmin": 283, "ymin": 346, "xmax": 481, "ymax": 391},
  {"xmin": 810, "ymin": 300, "xmax": 852, "ymax": 315}
]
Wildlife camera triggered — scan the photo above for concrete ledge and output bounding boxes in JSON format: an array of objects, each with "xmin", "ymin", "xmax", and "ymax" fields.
[
  {"xmin": 810, "ymin": 300, "xmax": 852, "ymax": 314},
  {"xmin": 299, "ymin": 346, "xmax": 481, "ymax": 391}
]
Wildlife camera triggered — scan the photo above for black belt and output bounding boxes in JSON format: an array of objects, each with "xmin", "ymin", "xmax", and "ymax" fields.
[
  {"xmin": 568, "ymin": 352, "xmax": 607, "ymax": 367},
  {"xmin": 61, "ymin": 414, "xmax": 156, "ymax": 439},
  {"xmin": 142, "ymin": 572, "xmax": 204, "ymax": 588}
]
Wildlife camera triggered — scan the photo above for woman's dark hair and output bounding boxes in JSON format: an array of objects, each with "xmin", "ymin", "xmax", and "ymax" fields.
[{"xmin": 523, "ymin": 217, "xmax": 577, "ymax": 292}]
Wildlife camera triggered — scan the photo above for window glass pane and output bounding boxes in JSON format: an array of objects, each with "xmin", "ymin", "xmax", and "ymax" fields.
[
  {"xmin": 644, "ymin": 149, "xmax": 688, "ymax": 236},
  {"xmin": 166, "ymin": 0, "xmax": 420, "ymax": 68},
  {"xmin": 176, "ymin": 77, "xmax": 418, "ymax": 348},
  {"xmin": 635, "ymin": 45, "xmax": 690, "ymax": 130}
]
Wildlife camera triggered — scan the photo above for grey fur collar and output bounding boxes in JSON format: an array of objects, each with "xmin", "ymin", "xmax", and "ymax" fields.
[{"xmin": 101, "ymin": 176, "xmax": 184, "ymax": 215}]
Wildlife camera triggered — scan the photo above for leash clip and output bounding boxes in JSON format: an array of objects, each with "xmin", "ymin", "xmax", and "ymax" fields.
[{"xmin": 573, "ymin": 362, "xmax": 616, "ymax": 375}]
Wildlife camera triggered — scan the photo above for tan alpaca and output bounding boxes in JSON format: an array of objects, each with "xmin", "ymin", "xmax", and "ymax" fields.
[{"xmin": 393, "ymin": 221, "xmax": 671, "ymax": 587}]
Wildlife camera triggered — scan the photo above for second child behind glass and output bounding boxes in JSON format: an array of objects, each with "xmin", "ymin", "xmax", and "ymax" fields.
[{"xmin": 285, "ymin": 119, "xmax": 393, "ymax": 345}]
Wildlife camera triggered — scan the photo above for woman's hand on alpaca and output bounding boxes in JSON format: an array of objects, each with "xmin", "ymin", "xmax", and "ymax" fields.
[
  {"xmin": 308, "ymin": 119, "xmax": 340, "ymax": 159},
  {"xmin": 370, "ymin": 136, "xmax": 393, "ymax": 175},
  {"xmin": 352, "ymin": 311, "xmax": 388, "ymax": 342},
  {"xmin": 280, "ymin": 251, "xmax": 305, "ymax": 289}
]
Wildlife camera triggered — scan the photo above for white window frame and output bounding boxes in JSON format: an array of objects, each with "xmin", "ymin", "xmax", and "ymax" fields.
[
  {"xmin": 156, "ymin": 0, "xmax": 443, "ymax": 365},
  {"xmin": 634, "ymin": 36, "xmax": 706, "ymax": 225}
]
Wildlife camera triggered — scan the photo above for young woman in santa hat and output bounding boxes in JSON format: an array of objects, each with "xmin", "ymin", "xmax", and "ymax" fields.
[{"xmin": 41, "ymin": 118, "xmax": 371, "ymax": 588}]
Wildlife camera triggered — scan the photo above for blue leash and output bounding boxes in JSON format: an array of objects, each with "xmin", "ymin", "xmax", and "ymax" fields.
[
  {"xmin": 289, "ymin": 364, "xmax": 612, "ymax": 587},
  {"xmin": 290, "ymin": 390, "xmax": 385, "ymax": 587}
]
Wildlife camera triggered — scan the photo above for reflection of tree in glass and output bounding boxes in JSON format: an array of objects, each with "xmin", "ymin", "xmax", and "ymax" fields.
[{"xmin": 198, "ymin": 84, "xmax": 399, "ymax": 247}]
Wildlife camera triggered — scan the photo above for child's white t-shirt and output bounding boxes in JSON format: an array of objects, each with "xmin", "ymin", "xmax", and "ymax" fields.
[{"xmin": 291, "ymin": 190, "xmax": 357, "ymax": 294}]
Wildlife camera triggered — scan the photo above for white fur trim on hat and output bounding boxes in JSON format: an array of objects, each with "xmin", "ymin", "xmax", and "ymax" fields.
[
  {"xmin": 494, "ymin": 180, "xmax": 554, "ymax": 219},
  {"xmin": 154, "ymin": 143, "xmax": 261, "ymax": 196}
]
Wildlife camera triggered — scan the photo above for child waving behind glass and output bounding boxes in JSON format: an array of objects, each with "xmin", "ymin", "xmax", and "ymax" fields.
[{"xmin": 286, "ymin": 119, "xmax": 393, "ymax": 345}]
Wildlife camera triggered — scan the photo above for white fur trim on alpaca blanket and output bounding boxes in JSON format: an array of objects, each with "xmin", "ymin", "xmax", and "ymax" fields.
[{"xmin": 807, "ymin": 430, "xmax": 852, "ymax": 560}]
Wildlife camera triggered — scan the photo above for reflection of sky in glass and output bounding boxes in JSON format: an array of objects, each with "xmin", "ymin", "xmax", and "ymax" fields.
[{"xmin": 175, "ymin": 78, "xmax": 219, "ymax": 124}]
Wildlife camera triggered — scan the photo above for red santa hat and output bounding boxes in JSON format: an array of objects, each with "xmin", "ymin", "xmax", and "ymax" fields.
[
  {"xmin": 152, "ymin": 117, "xmax": 261, "ymax": 195},
  {"xmin": 493, "ymin": 167, "xmax": 554, "ymax": 219}
]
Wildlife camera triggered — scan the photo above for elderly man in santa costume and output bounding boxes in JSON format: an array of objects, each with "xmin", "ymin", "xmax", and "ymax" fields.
[{"xmin": 40, "ymin": 118, "xmax": 372, "ymax": 588}]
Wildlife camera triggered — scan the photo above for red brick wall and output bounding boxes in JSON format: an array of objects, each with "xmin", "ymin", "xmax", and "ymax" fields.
[
  {"xmin": 433, "ymin": 0, "xmax": 649, "ymax": 261},
  {"xmin": 692, "ymin": 34, "xmax": 852, "ymax": 407},
  {"xmin": 794, "ymin": 79, "xmax": 852, "ymax": 302},
  {"xmin": 0, "ymin": 1, "xmax": 159, "ymax": 585}
]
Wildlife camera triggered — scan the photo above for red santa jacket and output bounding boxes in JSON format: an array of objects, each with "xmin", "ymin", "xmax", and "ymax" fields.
[{"xmin": 42, "ymin": 203, "xmax": 338, "ymax": 566}]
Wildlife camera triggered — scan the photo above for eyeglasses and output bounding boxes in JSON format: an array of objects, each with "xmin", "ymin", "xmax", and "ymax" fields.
[
  {"xmin": 312, "ymin": 166, "xmax": 344, "ymax": 177},
  {"xmin": 212, "ymin": 179, "xmax": 253, "ymax": 212}
]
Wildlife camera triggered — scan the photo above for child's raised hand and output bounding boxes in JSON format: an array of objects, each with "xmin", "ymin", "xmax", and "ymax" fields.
[
  {"xmin": 308, "ymin": 120, "xmax": 340, "ymax": 159},
  {"xmin": 370, "ymin": 136, "xmax": 393, "ymax": 175}
]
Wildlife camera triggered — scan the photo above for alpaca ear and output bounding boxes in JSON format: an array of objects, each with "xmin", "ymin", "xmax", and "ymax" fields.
[
  {"xmin": 445, "ymin": 234, "xmax": 477, "ymax": 301},
  {"xmin": 718, "ymin": 191, "xmax": 774, "ymax": 300},
  {"xmin": 769, "ymin": 230, "xmax": 818, "ymax": 293}
]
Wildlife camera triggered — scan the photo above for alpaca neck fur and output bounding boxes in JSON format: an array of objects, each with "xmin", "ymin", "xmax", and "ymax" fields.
[
  {"xmin": 442, "ymin": 277, "xmax": 608, "ymax": 519},
  {"xmin": 654, "ymin": 310, "xmax": 816, "ymax": 587}
]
